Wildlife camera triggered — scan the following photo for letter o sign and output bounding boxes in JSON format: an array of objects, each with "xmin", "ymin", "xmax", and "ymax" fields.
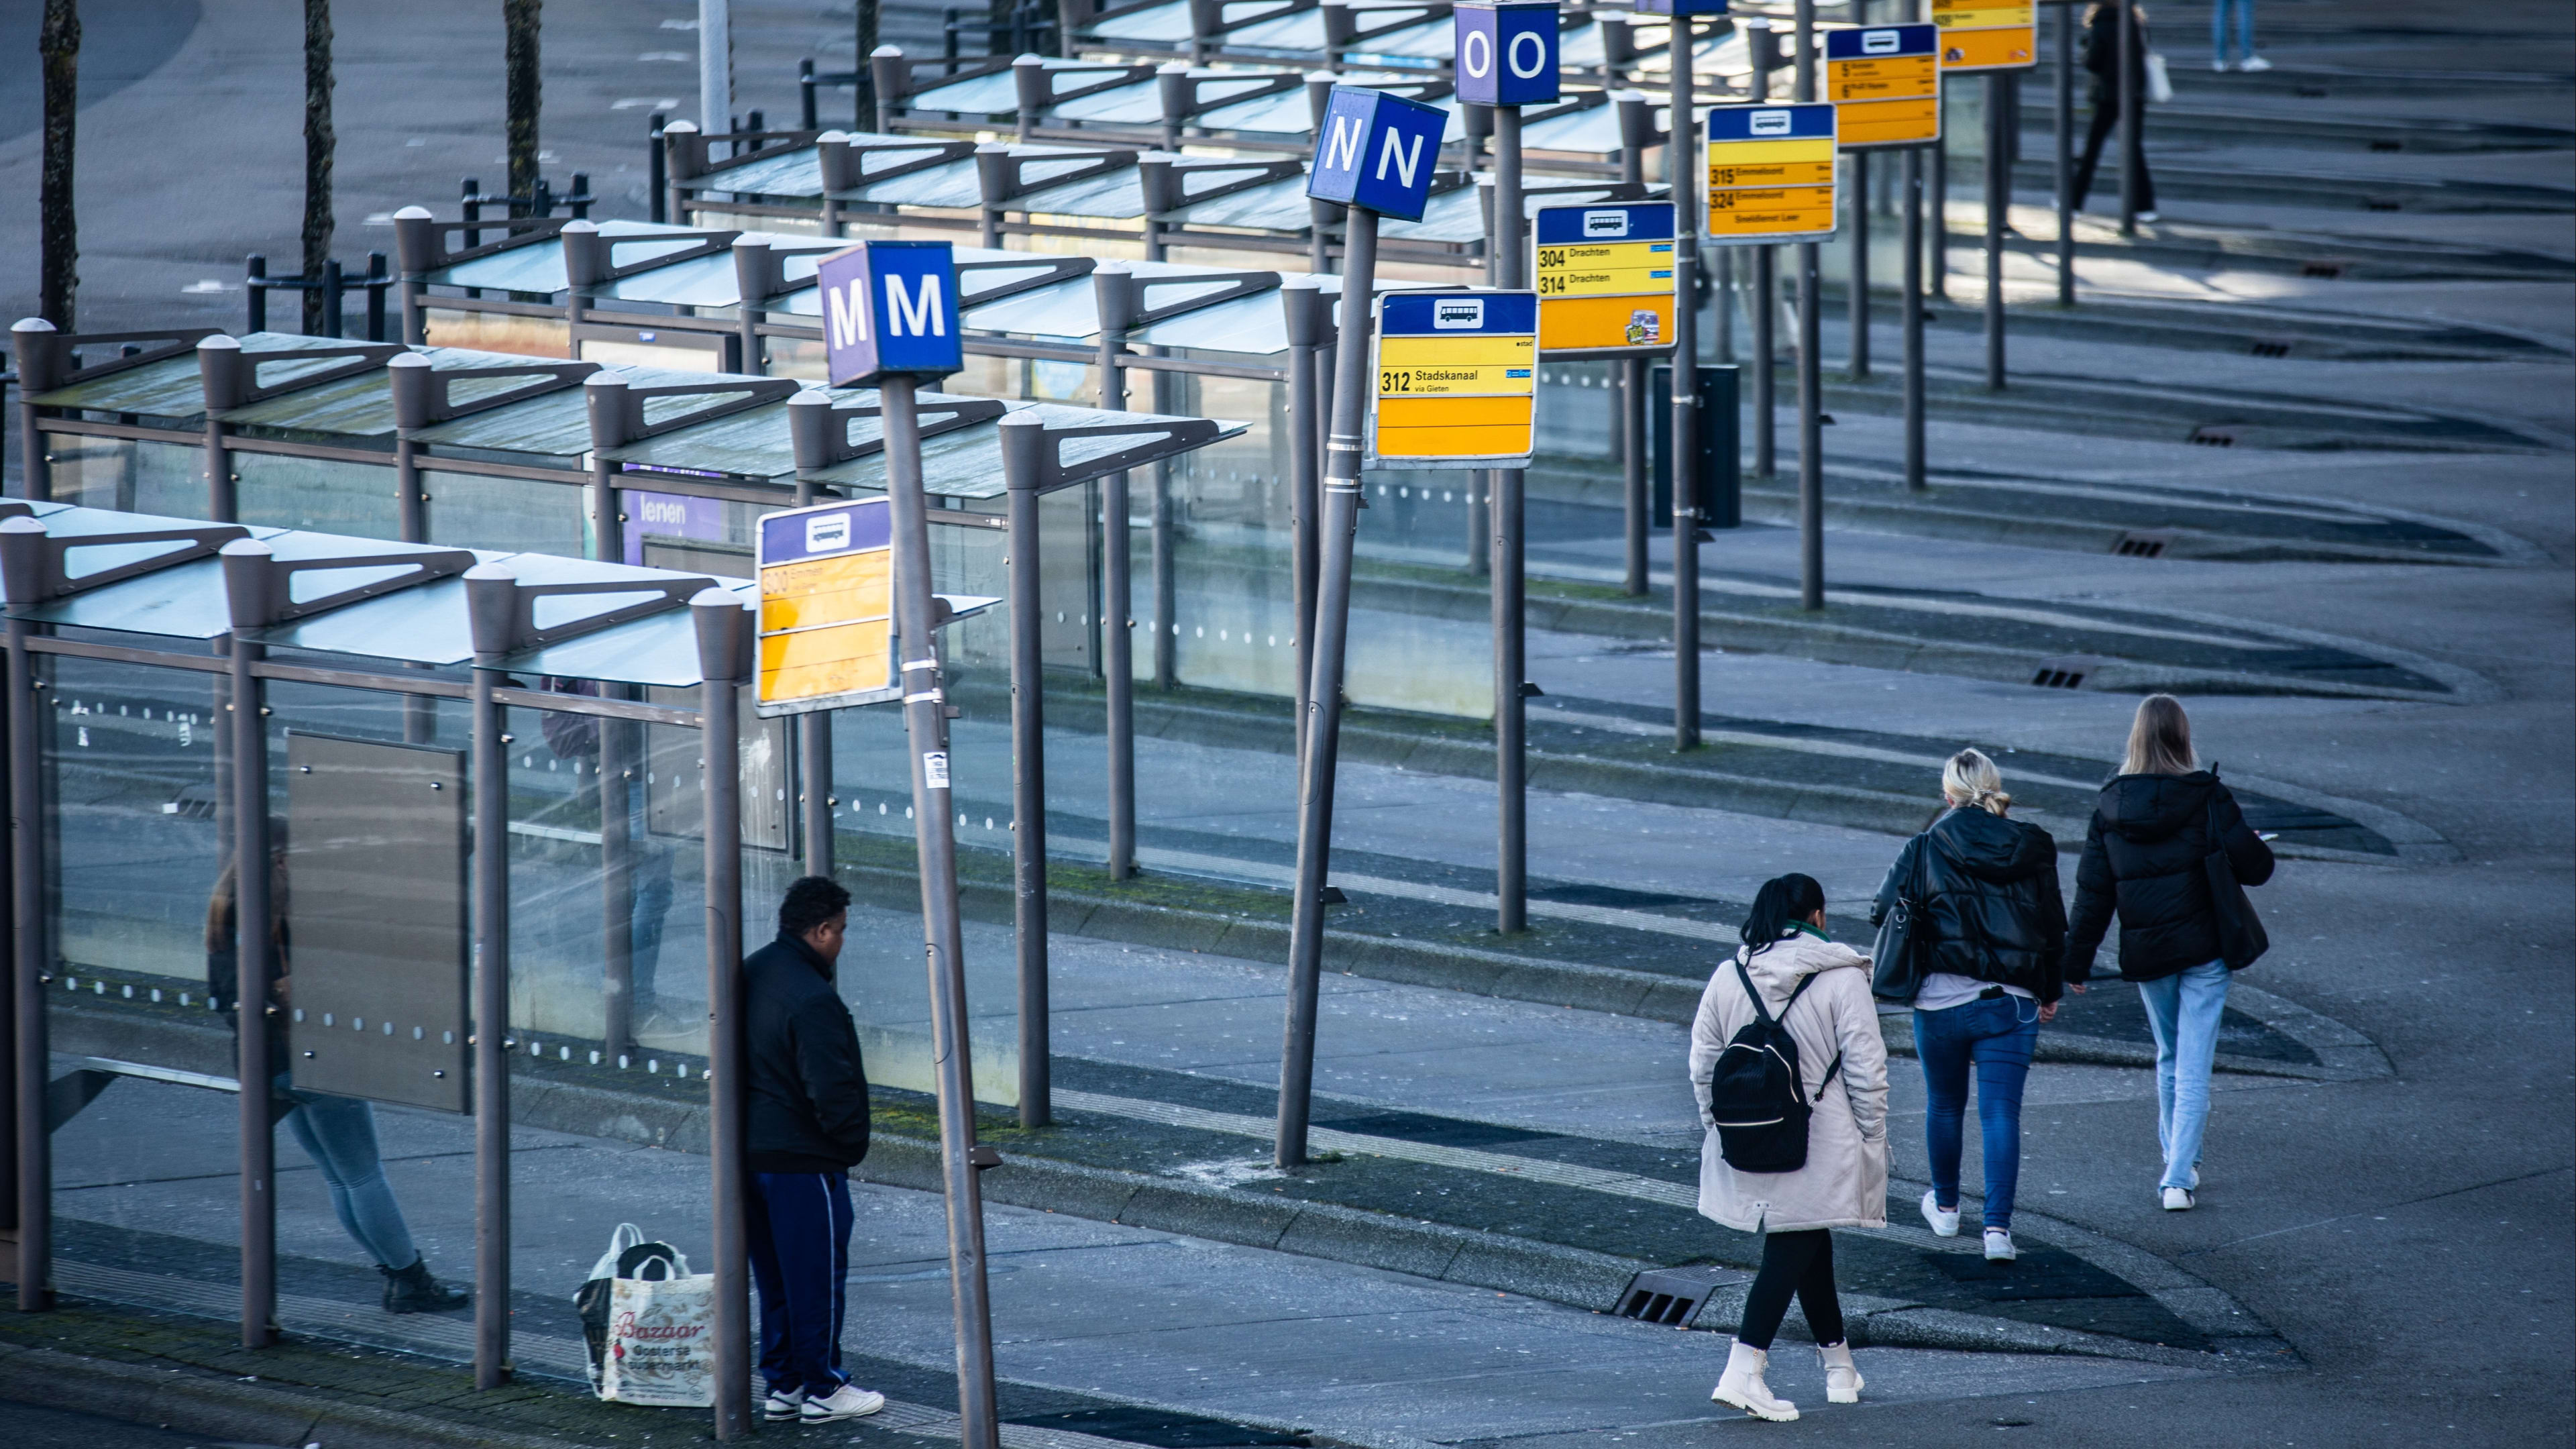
[
  {"xmin": 1456, "ymin": 2, "xmax": 1560, "ymax": 107},
  {"xmin": 1508, "ymin": 30, "xmax": 1547, "ymax": 78},
  {"xmin": 1463, "ymin": 28, "xmax": 1492, "ymax": 78}
]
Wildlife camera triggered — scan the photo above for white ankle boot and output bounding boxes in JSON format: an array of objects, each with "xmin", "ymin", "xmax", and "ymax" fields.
[
  {"xmin": 1818, "ymin": 1342, "xmax": 1864, "ymax": 1404},
  {"xmin": 1713, "ymin": 1340, "xmax": 1799, "ymax": 1421}
]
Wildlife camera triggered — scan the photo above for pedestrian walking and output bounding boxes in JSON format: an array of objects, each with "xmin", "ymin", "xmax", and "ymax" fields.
[
  {"xmin": 743, "ymin": 874, "xmax": 887, "ymax": 1424},
  {"xmin": 208, "ymin": 853, "xmax": 469, "ymax": 1315},
  {"xmin": 1870, "ymin": 749, "xmax": 2066, "ymax": 1264},
  {"xmin": 2063, "ymin": 696, "xmax": 2275, "ymax": 1211},
  {"xmin": 2070, "ymin": 2, "xmax": 2159, "ymax": 221},
  {"xmin": 1690, "ymin": 873, "xmax": 1888, "ymax": 1423},
  {"xmin": 2210, "ymin": 0, "xmax": 2269, "ymax": 70}
]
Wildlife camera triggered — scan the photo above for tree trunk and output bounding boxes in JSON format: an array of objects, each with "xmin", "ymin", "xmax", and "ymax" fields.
[
  {"xmin": 504, "ymin": 0, "xmax": 542, "ymax": 213},
  {"xmin": 38, "ymin": 0, "xmax": 80, "ymax": 329},
  {"xmin": 301, "ymin": 0, "xmax": 335, "ymax": 335}
]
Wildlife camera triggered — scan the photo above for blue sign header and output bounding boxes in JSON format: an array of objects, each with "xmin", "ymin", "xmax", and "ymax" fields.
[
  {"xmin": 759, "ymin": 498, "xmax": 891, "ymax": 568},
  {"xmin": 1533, "ymin": 201, "xmax": 1675, "ymax": 246},
  {"xmin": 1825, "ymin": 23, "xmax": 1937, "ymax": 60},
  {"xmin": 1379, "ymin": 291, "xmax": 1539, "ymax": 336},
  {"xmin": 1705, "ymin": 102, "xmax": 1839, "ymax": 144}
]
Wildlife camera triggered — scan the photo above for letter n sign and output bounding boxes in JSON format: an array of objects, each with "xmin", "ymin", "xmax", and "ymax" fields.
[
  {"xmin": 1456, "ymin": 2, "xmax": 1560, "ymax": 108},
  {"xmin": 816, "ymin": 239, "xmax": 965, "ymax": 387},
  {"xmin": 1305, "ymin": 86, "xmax": 1448, "ymax": 223}
]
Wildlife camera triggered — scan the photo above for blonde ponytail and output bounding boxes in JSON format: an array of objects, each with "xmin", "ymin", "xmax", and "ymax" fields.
[{"xmin": 1941, "ymin": 747, "xmax": 2012, "ymax": 815}]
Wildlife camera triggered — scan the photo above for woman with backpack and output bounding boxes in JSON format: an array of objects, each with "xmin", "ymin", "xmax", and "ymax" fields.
[
  {"xmin": 2063, "ymin": 695, "xmax": 2275, "ymax": 1212},
  {"xmin": 1690, "ymin": 873, "xmax": 1888, "ymax": 1423},
  {"xmin": 1871, "ymin": 749, "xmax": 2066, "ymax": 1264}
]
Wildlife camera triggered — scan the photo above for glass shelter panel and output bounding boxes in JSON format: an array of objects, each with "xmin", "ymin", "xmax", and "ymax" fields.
[
  {"xmin": 48, "ymin": 437, "xmax": 207, "ymax": 518},
  {"xmin": 235, "ymin": 451, "xmax": 402, "ymax": 540},
  {"xmin": 425, "ymin": 470, "xmax": 590, "ymax": 559}
]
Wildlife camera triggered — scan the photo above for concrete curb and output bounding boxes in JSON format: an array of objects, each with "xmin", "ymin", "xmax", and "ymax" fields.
[{"xmin": 0, "ymin": 1338, "xmax": 588, "ymax": 1449}]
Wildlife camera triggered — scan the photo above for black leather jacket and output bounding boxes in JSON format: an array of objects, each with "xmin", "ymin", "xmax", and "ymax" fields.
[
  {"xmin": 2065, "ymin": 771, "xmax": 2274, "ymax": 984},
  {"xmin": 1872, "ymin": 806, "xmax": 2069, "ymax": 1003}
]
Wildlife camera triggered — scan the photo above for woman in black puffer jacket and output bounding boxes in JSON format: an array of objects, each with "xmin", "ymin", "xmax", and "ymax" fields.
[
  {"xmin": 2063, "ymin": 694, "xmax": 2274, "ymax": 1213},
  {"xmin": 1871, "ymin": 749, "xmax": 2065, "ymax": 1262}
]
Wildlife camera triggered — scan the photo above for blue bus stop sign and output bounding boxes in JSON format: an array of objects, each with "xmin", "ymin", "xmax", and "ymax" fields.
[
  {"xmin": 1630, "ymin": 0, "xmax": 1727, "ymax": 15},
  {"xmin": 817, "ymin": 240, "xmax": 964, "ymax": 387},
  {"xmin": 1306, "ymin": 86, "xmax": 1448, "ymax": 223},
  {"xmin": 1455, "ymin": 2, "xmax": 1561, "ymax": 108}
]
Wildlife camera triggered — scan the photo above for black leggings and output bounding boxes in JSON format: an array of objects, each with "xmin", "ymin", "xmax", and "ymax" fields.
[{"xmin": 1738, "ymin": 1229, "xmax": 1845, "ymax": 1350}]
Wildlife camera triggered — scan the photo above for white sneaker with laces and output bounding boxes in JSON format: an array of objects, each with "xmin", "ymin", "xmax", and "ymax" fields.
[
  {"xmin": 2210, "ymin": 58, "xmax": 2231, "ymax": 71},
  {"xmin": 2240, "ymin": 54, "xmax": 2273, "ymax": 71},
  {"xmin": 1921, "ymin": 1189, "xmax": 1961, "ymax": 1238},
  {"xmin": 2162, "ymin": 1185, "xmax": 2196, "ymax": 1212},
  {"xmin": 2136, "ymin": 210, "xmax": 2161, "ymax": 223},
  {"xmin": 803, "ymin": 1383, "xmax": 888, "ymax": 1422},
  {"xmin": 1984, "ymin": 1228, "xmax": 2018, "ymax": 1262},
  {"xmin": 763, "ymin": 1388, "xmax": 806, "ymax": 1423}
]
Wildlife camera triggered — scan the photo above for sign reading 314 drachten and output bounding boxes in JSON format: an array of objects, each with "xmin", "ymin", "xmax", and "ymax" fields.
[
  {"xmin": 1824, "ymin": 24, "xmax": 1942, "ymax": 147},
  {"xmin": 1931, "ymin": 0, "xmax": 2035, "ymax": 70},
  {"xmin": 1705, "ymin": 103, "xmax": 1841, "ymax": 245},
  {"xmin": 755, "ymin": 497, "xmax": 898, "ymax": 716},
  {"xmin": 1531, "ymin": 202, "xmax": 1676, "ymax": 358},
  {"xmin": 1368, "ymin": 290, "xmax": 1539, "ymax": 469}
]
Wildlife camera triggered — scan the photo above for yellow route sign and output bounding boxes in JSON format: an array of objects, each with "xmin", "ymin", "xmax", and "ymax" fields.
[
  {"xmin": 755, "ymin": 498, "xmax": 899, "ymax": 716},
  {"xmin": 1933, "ymin": 0, "xmax": 2036, "ymax": 70},
  {"xmin": 1368, "ymin": 290, "xmax": 1538, "ymax": 468},
  {"xmin": 1705, "ymin": 103, "xmax": 1840, "ymax": 245},
  {"xmin": 1532, "ymin": 202, "xmax": 1677, "ymax": 357},
  {"xmin": 1824, "ymin": 24, "xmax": 1943, "ymax": 148}
]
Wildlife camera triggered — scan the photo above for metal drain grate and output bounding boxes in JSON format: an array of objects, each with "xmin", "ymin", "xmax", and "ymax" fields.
[
  {"xmin": 2031, "ymin": 655, "xmax": 2102, "ymax": 690},
  {"xmin": 2189, "ymin": 425, "xmax": 2240, "ymax": 447},
  {"xmin": 2112, "ymin": 531, "xmax": 2171, "ymax": 558},
  {"xmin": 1615, "ymin": 1267, "xmax": 1731, "ymax": 1328},
  {"xmin": 2248, "ymin": 337, "xmax": 2292, "ymax": 358}
]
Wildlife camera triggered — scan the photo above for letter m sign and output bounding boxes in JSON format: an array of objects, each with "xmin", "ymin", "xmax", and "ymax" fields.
[
  {"xmin": 1305, "ymin": 86, "xmax": 1448, "ymax": 223},
  {"xmin": 817, "ymin": 240, "xmax": 965, "ymax": 387}
]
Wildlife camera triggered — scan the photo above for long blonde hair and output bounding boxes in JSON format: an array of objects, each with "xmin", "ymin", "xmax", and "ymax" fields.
[
  {"xmin": 2122, "ymin": 694, "xmax": 2196, "ymax": 776},
  {"xmin": 1942, "ymin": 747, "xmax": 2011, "ymax": 815}
]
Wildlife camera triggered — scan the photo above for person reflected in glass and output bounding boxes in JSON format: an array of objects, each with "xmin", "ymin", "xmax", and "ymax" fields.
[
  {"xmin": 541, "ymin": 682, "xmax": 678, "ymax": 1038},
  {"xmin": 209, "ymin": 851, "xmax": 469, "ymax": 1313}
]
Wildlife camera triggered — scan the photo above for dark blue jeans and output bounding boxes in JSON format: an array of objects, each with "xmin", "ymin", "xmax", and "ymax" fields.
[
  {"xmin": 747, "ymin": 1171, "xmax": 854, "ymax": 1398},
  {"xmin": 1913, "ymin": 996, "xmax": 2041, "ymax": 1231},
  {"xmin": 275, "ymin": 1081, "xmax": 419, "ymax": 1269}
]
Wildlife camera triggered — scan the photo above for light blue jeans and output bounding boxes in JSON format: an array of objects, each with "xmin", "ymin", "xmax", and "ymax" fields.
[
  {"xmin": 279, "ymin": 1083, "xmax": 421, "ymax": 1269},
  {"xmin": 2136, "ymin": 961, "xmax": 2230, "ymax": 1191},
  {"xmin": 2212, "ymin": 0, "xmax": 2257, "ymax": 64}
]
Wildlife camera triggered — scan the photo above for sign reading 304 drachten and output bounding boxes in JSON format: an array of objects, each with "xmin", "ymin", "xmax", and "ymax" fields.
[
  {"xmin": 1931, "ymin": 0, "xmax": 2035, "ymax": 70},
  {"xmin": 1824, "ymin": 24, "xmax": 1942, "ymax": 147},
  {"xmin": 755, "ymin": 497, "xmax": 898, "ymax": 716},
  {"xmin": 1705, "ymin": 102, "xmax": 1841, "ymax": 245},
  {"xmin": 1368, "ymin": 290, "xmax": 1539, "ymax": 469},
  {"xmin": 1532, "ymin": 202, "xmax": 1677, "ymax": 358}
]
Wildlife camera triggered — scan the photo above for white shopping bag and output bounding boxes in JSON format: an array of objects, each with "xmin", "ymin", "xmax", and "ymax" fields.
[{"xmin": 594, "ymin": 1234, "xmax": 718, "ymax": 1407}]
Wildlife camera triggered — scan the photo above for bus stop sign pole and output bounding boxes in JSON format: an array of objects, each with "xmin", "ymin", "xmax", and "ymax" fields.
[
  {"xmin": 1277, "ymin": 85, "xmax": 1445, "ymax": 1167},
  {"xmin": 818, "ymin": 239, "xmax": 1002, "ymax": 1449}
]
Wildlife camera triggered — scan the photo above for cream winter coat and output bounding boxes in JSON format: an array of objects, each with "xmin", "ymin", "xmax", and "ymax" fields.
[{"xmin": 1690, "ymin": 929, "xmax": 1890, "ymax": 1233}]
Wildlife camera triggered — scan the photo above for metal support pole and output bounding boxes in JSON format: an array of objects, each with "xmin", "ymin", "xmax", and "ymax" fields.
[
  {"xmin": 464, "ymin": 580, "xmax": 512, "ymax": 1390},
  {"xmin": 1752, "ymin": 248, "xmax": 1775, "ymax": 476},
  {"xmin": 1277, "ymin": 209, "xmax": 1377, "ymax": 1169},
  {"xmin": 223, "ymin": 616, "xmax": 277, "ymax": 1348},
  {"xmin": 2117, "ymin": 0, "xmax": 2138, "ymax": 234},
  {"xmin": 2055, "ymin": 0, "xmax": 2076, "ymax": 304},
  {"xmin": 1621, "ymin": 356, "xmax": 1646, "ymax": 595},
  {"xmin": 396, "ymin": 438, "xmax": 427, "ymax": 543},
  {"xmin": 883, "ymin": 376, "xmax": 1002, "ymax": 1449},
  {"xmin": 689, "ymin": 588, "xmax": 755, "ymax": 1442},
  {"xmin": 1795, "ymin": 0, "xmax": 1823, "ymax": 612},
  {"xmin": 1492, "ymin": 105, "xmax": 1525, "ymax": 934},
  {"xmin": 1092, "ymin": 267, "xmax": 1136, "ymax": 880},
  {"xmin": 12, "ymin": 321, "xmax": 54, "ymax": 502},
  {"xmin": 1902, "ymin": 144, "xmax": 1927, "ymax": 490},
  {"xmin": 1001, "ymin": 421, "xmax": 1050, "ymax": 1129},
  {"xmin": 1670, "ymin": 19, "xmax": 1703, "ymax": 753},
  {"xmin": 1849, "ymin": 150, "xmax": 1870, "ymax": 379},
  {"xmin": 1930, "ymin": 120, "xmax": 1949, "ymax": 297},
  {"xmin": 1715, "ymin": 247, "xmax": 1735, "ymax": 365},
  {"xmin": 791, "ymin": 474, "xmax": 836, "ymax": 885},
  {"xmin": 699, "ymin": 0, "xmax": 734, "ymax": 157},
  {"xmin": 1283, "ymin": 280, "xmax": 1324, "ymax": 756},
  {"xmin": 600, "ymin": 704, "xmax": 637, "ymax": 1056},
  {"xmin": 1985, "ymin": 72, "xmax": 2007, "ymax": 389},
  {"xmin": 7, "ymin": 611, "xmax": 46, "ymax": 1313}
]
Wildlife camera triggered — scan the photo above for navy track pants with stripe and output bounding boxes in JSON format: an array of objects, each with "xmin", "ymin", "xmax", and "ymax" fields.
[{"xmin": 747, "ymin": 1171, "xmax": 853, "ymax": 1397}]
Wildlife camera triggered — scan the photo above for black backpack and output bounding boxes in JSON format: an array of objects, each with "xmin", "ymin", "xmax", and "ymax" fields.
[{"xmin": 1705, "ymin": 959, "xmax": 1843, "ymax": 1174}]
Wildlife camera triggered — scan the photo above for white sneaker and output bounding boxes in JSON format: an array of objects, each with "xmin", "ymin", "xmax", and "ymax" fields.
[
  {"xmin": 2210, "ymin": 58, "xmax": 2231, "ymax": 71},
  {"xmin": 2188, "ymin": 1166, "xmax": 2201, "ymax": 1191},
  {"xmin": 802, "ymin": 1383, "xmax": 888, "ymax": 1422},
  {"xmin": 1984, "ymin": 1228, "xmax": 2018, "ymax": 1262},
  {"xmin": 2162, "ymin": 1186, "xmax": 2196, "ymax": 1212},
  {"xmin": 2240, "ymin": 55, "xmax": 2272, "ymax": 71},
  {"xmin": 1920, "ymin": 1189, "xmax": 1961, "ymax": 1238},
  {"xmin": 1713, "ymin": 1340, "xmax": 1799, "ymax": 1422},
  {"xmin": 763, "ymin": 1388, "xmax": 805, "ymax": 1422},
  {"xmin": 2136, "ymin": 211, "xmax": 2161, "ymax": 223}
]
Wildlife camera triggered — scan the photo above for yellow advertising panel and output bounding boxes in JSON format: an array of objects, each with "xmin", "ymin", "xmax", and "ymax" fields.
[
  {"xmin": 1531, "ymin": 203, "xmax": 1679, "ymax": 357},
  {"xmin": 1823, "ymin": 25, "xmax": 1943, "ymax": 148},
  {"xmin": 1368, "ymin": 290, "xmax": 1539, "ymax": 468}
]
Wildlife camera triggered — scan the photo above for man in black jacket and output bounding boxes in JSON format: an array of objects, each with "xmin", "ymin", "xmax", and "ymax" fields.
[{"xmin": 743, "ymin": 875, "xmax": 884, "ymax": 1424}]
